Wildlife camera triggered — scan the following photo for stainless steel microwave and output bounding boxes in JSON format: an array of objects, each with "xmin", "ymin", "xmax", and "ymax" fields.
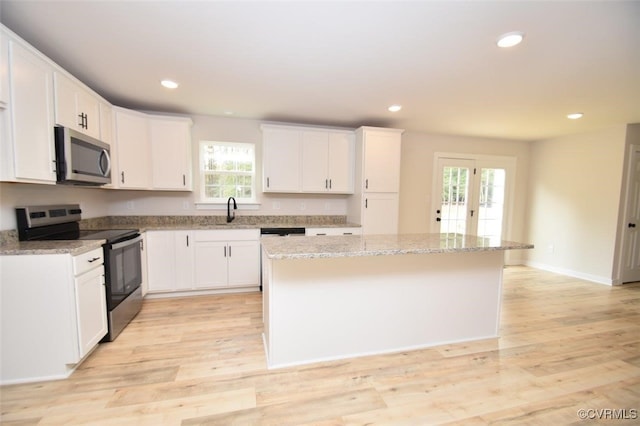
[{"xmin": 54, "ymin": 126, "xmax": 111, "ymax": 185}]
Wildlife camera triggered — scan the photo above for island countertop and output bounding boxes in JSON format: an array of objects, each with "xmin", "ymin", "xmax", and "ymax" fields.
[{"xmin": 261, "ymin": 233, "xmax": 533, "ymax": 260}]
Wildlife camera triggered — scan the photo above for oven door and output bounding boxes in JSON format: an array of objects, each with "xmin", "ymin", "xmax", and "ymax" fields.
[{"xmin": 104, "ymin": 234, "xmax": 142, "ymax": 311}]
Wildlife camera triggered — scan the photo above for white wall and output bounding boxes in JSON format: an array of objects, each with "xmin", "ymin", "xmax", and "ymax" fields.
[
  {"xmin": 398, "ymin": 130, "xmax": 531, "ymax": 264},
  {"xmin": 524, "ymin": 125, "xmax": 628, "ymax": 284},
  {"xmin": 0, "ymin": 182, "xmax": 110, "ymax": 230}
]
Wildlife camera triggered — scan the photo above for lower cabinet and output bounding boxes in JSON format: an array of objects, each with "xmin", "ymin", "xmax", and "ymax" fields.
[
  {"xmin": 0, "ymin": 247, "xmax": 108, "ymax": 384},
  {"xmin": 194, "ymin": 229, "xmax": 260, "ymax": 289},
  {"xmin": 306, "ymin": 227, "xmax": 362, "ymax": 236},
  {"xmin": 146, "ymin": 230, "xmax": 194, "ymax": 293},
  {"xmin": 146, "ymin": 229, "xmax": 260, "ymax": 294}
]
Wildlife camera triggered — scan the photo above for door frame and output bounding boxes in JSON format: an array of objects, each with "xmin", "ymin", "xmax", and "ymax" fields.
[
  {"xmin": 431, "ymin": 152, "xmax": 517, "ymax": 241},
  {"xmin": 614, "ymin": 143, "xmax": 640, "ymax": 284}
]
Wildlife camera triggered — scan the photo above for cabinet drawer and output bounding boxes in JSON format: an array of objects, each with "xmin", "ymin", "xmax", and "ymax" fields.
[
  {"xmin": 73, "ymin": 248, "xmax": 104, "ymax": 276},
  {"xmin": 194, "ymin": 229, "xmax": 259, "ymax": 242}
]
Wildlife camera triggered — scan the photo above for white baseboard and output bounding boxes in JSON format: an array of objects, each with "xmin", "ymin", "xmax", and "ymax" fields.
[{"xmin": 524, "ymin": 261, "xmax": 613, "ymax": 286}]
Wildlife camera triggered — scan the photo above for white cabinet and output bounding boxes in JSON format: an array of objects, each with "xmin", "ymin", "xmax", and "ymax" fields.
[
  {"xmin": 146, "ymin": 230, "xmax": 194, "ymax": 293},
  {"xmin": 54, "ymin": 72, "xmax": 101, "ymax": 140},
  {"xmin": 149, "ymin": 116, "xmax": 193, "ymax": 190},
  {"xmin": 194, "ymin": 229, "xmax": 260, "ymax": 289},
  {"xmin": 305, "ymin": 227, "xmax": 362, "ymax": 236},
  {"xmin": 0, "ymin": 248, "xmax": 107, "ymax": 384},
  {"xmin": 347, "ymin": 127, "xmax": 403, "ymax": 235},
  {"xmin": 0, "ymin": 29, "xmax": 7, "ymax": 108},
  {"xmin": 262, "ymin": 124, "xmax": 355, "ymax": 194},
  {"xmin": 262, "ymin": 126, "xmax": 301, "ymax": 192},
  {"xmin": 301, "ymin": 130, "xmax": 354, "ymax": 193},
  {"xmin": 99, "ymin": 101, "xmax": 113, "ymax": 145},
  {"xmin": 0, "ymin": 37, "xmax": 56, "ymax": 184},
  {"xmin": 114, "ymin": 107, "xmax": 151, "ymax": 189},
  {"xmin": 362, "ymin": 128, "xmax": 402, "ymax": 193},
  {"xmin": 73, "ymin": 248, "xmax": 108, "ymax": 359}
]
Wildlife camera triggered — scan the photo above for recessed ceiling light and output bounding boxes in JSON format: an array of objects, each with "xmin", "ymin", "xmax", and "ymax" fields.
[
  {"xmin": 161, "ymin": 79, "xmax": 179, "ymax": 89},
  {"xmin": 497, "ymin": 32, "xmax": 525, "ymax": 48},
  {"xmin": 567, "ymin": 112, "xmax": 584, "ymax": 120},
  {"xmin": 388, "ymin": 105, "xmax": 402, "ymax": 112}
]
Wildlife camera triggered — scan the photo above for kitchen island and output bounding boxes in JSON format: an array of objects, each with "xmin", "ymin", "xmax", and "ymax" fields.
[{"xmin": 260, "ymin": 233, "xmax": 533, "ymax": 369}]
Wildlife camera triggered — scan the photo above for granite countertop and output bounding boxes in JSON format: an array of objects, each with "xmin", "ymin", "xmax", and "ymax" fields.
[
  {"xmin": 136, "ymin": 222, "xmax": 361, "ymax": 232},
  {"xmin": 261, "ymin": 233, "xmax": 534, "ymax": 260},
  {"xmin": 0, "ymin": 239, "xmax": 105, "ymax": 256}
]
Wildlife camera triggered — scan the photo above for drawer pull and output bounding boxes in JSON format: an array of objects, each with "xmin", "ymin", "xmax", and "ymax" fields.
[{"xmin": 87, "ymin": 257, "xmax": 101, "ymax": 263}]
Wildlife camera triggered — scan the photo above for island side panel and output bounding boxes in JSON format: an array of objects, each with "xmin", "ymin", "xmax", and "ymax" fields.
[{"xmin": 265, "ymin": 250, "xmax": 504, "ymax": 369}]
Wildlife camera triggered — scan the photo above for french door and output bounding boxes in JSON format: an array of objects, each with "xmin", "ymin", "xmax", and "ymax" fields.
[{"xmin": 433, "ymin": 155, "xmax": 513, "ymax": 241}]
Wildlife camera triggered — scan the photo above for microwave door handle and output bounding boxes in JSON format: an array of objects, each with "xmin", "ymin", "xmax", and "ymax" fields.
[{"xmin": 99, "ymin": 149, "xmax": 111, "ymax": 177}]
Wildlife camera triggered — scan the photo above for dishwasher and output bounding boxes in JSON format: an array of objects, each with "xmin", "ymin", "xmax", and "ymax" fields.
[{"xmin": 259, "ymin": 227, "xmax": 306, "ymax": 290}]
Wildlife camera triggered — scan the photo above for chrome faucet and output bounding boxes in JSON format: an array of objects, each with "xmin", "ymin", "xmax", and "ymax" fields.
[{"xmin": 227, "ymin": 197, "xmax": 237, "ymax": 223}]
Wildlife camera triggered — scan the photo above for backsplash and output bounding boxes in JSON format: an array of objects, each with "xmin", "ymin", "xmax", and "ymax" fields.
[{"xmin": 80, "ymin": 215, "xmax": 348, "ymax": 229}]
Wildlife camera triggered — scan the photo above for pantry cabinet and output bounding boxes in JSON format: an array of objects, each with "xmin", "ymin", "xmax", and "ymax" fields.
[
  {"xmin": 347, "ymin": 126, "xmax": 403, "ymax": 235},
  {"xmin": 54, "ymin": 72, "xmax": 102, "ymax": 140},
  {"xmin": 145, "ymin": 230, "xmax": 194, "ymax": 293},
  {"xmin": 194, "ymin": 229, "xmax": 260, "ymax": 289},
  {"xmin": 0, "ymin": 37, "xmax": 56, "ymax": 184},
  {"xmin": 149, "ymin": 116, "xmax": 193, "ymax": 190}
]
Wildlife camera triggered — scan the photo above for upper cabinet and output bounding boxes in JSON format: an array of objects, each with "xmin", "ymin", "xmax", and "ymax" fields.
[
  {"xmin": 0, "ymin": 34, "xmax": 56, "ymax": 184},
  {"xmin": 54, "ymin": 72, "xmax": 101, "ymax": 140},
  {"xmin": 113, "ymin": 107, "xmax": 193, "ymax": 191},
  {"xmin": 361, "ymin": 127, "xmax": 402, "ymax": 193},
  {"xmin": 149, "ymin": 116, "xmax": 193, "ymax": 191},
  {"xmin": 262, "ymin": 124, "xmax": 355, "ymax": 194},
  {"xmin": 301, "ymin": 130, "xmax": 354, "ymax": 193},
  {"xmin": 0, "ymin": 30, "xmax": 7, "ymax": 109},
  {"xmin": 262, "ymin": 125, "xmax": 301, "ymax": 192},
  {"xmin": 114, "ymin": 107, "xmax": 151, "ymax": 189}
]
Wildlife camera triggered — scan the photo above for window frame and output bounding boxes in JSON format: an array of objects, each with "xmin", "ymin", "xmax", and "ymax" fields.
[{"xmin": 198, "ymin": 140, "xmax": 257, "ymax": 204}]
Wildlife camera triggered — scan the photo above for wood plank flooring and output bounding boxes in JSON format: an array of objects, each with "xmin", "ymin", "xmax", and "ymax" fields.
[{"xmin": 1, "ymin": 266, "xmax": 639, "ymax": 425}]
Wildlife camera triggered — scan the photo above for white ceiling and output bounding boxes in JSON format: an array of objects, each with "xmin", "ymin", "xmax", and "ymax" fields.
[{"xmin": 2, "ymin": 1, "xmax": 639, "ymax": 141}]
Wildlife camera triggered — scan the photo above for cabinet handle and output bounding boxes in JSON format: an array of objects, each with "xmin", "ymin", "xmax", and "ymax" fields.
[
  {"xmin": 78, "ymin": 113, "xmax": 84, "ymax": 128},
  {"xmin": 224, "ymin": 246, "xmax": 227, "ymax": 257},
  {"xmin": 365, "ymin": 179, "xmax": 369, "ymax": 189},
  {"xmin": 84, "ymin": 113, "xmax": 88, "ymax": 129},
  {"xmin": 267, "ymin": 177, "xmax": 270, "ymax": 188},
  {"xmin": 186, "ymin": 235, "xmax": 189, "ymax": 246},
  {"xmin": 229, "ymin": 246, "xmax": 232, "ymax": 257},
  {"xmin": 365, "ymin": 198, "xmax": 368, "ymax": 208},
  {"xmin": 329, "ymin": 179, "xmax": 332, "ymax": 189},
  {"xmin": 121, "ymin": 171, "xmax": 125, "ymax": 184},
  {"xmin": 87, "ymin": 257, "xmax": 100, "ymax": 263},
  {"xmin": 183, "ymin": 174, "xmax": 186, "ymax": 186},
  {"xmin": 325, "ymin": 179, "xmax": 328, "ymax": 189}
]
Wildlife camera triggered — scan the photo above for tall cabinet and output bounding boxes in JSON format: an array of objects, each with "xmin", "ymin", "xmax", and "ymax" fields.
[{"xmin": 347, "ymin": 127, "xmax": 403, "ymax": 234}]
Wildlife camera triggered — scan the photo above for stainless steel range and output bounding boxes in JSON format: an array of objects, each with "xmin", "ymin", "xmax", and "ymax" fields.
[{"xmin": 16, "ymin": 204, "xmax": 143, "ymax": 341}]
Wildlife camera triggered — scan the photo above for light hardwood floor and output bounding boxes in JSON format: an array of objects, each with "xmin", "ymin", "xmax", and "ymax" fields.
[{"xmin": 1, "ymin": 266, "xmax": 639, "ymax": 425}]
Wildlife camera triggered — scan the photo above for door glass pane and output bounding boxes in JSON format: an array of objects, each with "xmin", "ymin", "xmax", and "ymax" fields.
[
  {"xmin": 477, "ymin": 168, "xmax": 506, "ymax": 240},
  {"xmin": 441, "ymin": 166, "xmax": 469, "ymax": 234}
]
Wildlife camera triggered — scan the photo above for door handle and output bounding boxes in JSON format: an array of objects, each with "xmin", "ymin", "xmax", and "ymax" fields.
[{"xmin": 629, "ymin": 223, "xmax": 636, "ymax": 228}]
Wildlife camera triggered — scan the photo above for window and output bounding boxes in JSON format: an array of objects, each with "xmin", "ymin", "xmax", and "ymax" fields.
[{"xmin": 199, "ymin": 141, "xmax": 256, "ymax": 203}]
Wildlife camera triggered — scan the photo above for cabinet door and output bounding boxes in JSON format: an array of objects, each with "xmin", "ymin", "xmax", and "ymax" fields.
[
  {"xmin": 262, "ymin": 127, "xmax": 300, "ymax": 192},
  {"xmin": 114, "ymin": 109, "xmax": 151, "ymax": 189},
  {"xmin": 146, "ymin": 231, "xmax": 176, "ymax": 292},
  {"xmin": 99, "ymin": 101, "xmax": 113, "ymax": 144},
  {"xmin": 363, "ymin": 131, "xmax": 401, "ymax": 193},
  {"xmin": 54, "ymin": 72, "xmax": 101, "ymax": 139},
  {"xmin": 74, "ymin": 266, "xmax": 107, "ymax": 359},
  {"xmin": 301, "ymin": 131, "xmax": 329, "ymax": 192},
  {"xmin": 174, "ymin": 231, "xmax": 194, "ymax": 290},
  {"xmin": 227, "ymin": 240, "xmax": 260, "ymax": 287},
  {"xmin": 8, "ymin": 40, "xmax": 56, "ymax": 183},
  {"xmin": 327, "ymin": 132, "xmax": 354, "ymax": 193},
  {"xmin": 193, "ymin": 241, "xmax": 227, "ymax": 289},
  {"xmin": 0, "ymin": 30, "xmax": 7, "ymax": 108},
  {"xmin": 362, "ymin": 193, "xmax": 399, "ymax": 235},
  {"xmin": 150, "ymin": 117, "xmax": 192, "ymax": 190}
]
